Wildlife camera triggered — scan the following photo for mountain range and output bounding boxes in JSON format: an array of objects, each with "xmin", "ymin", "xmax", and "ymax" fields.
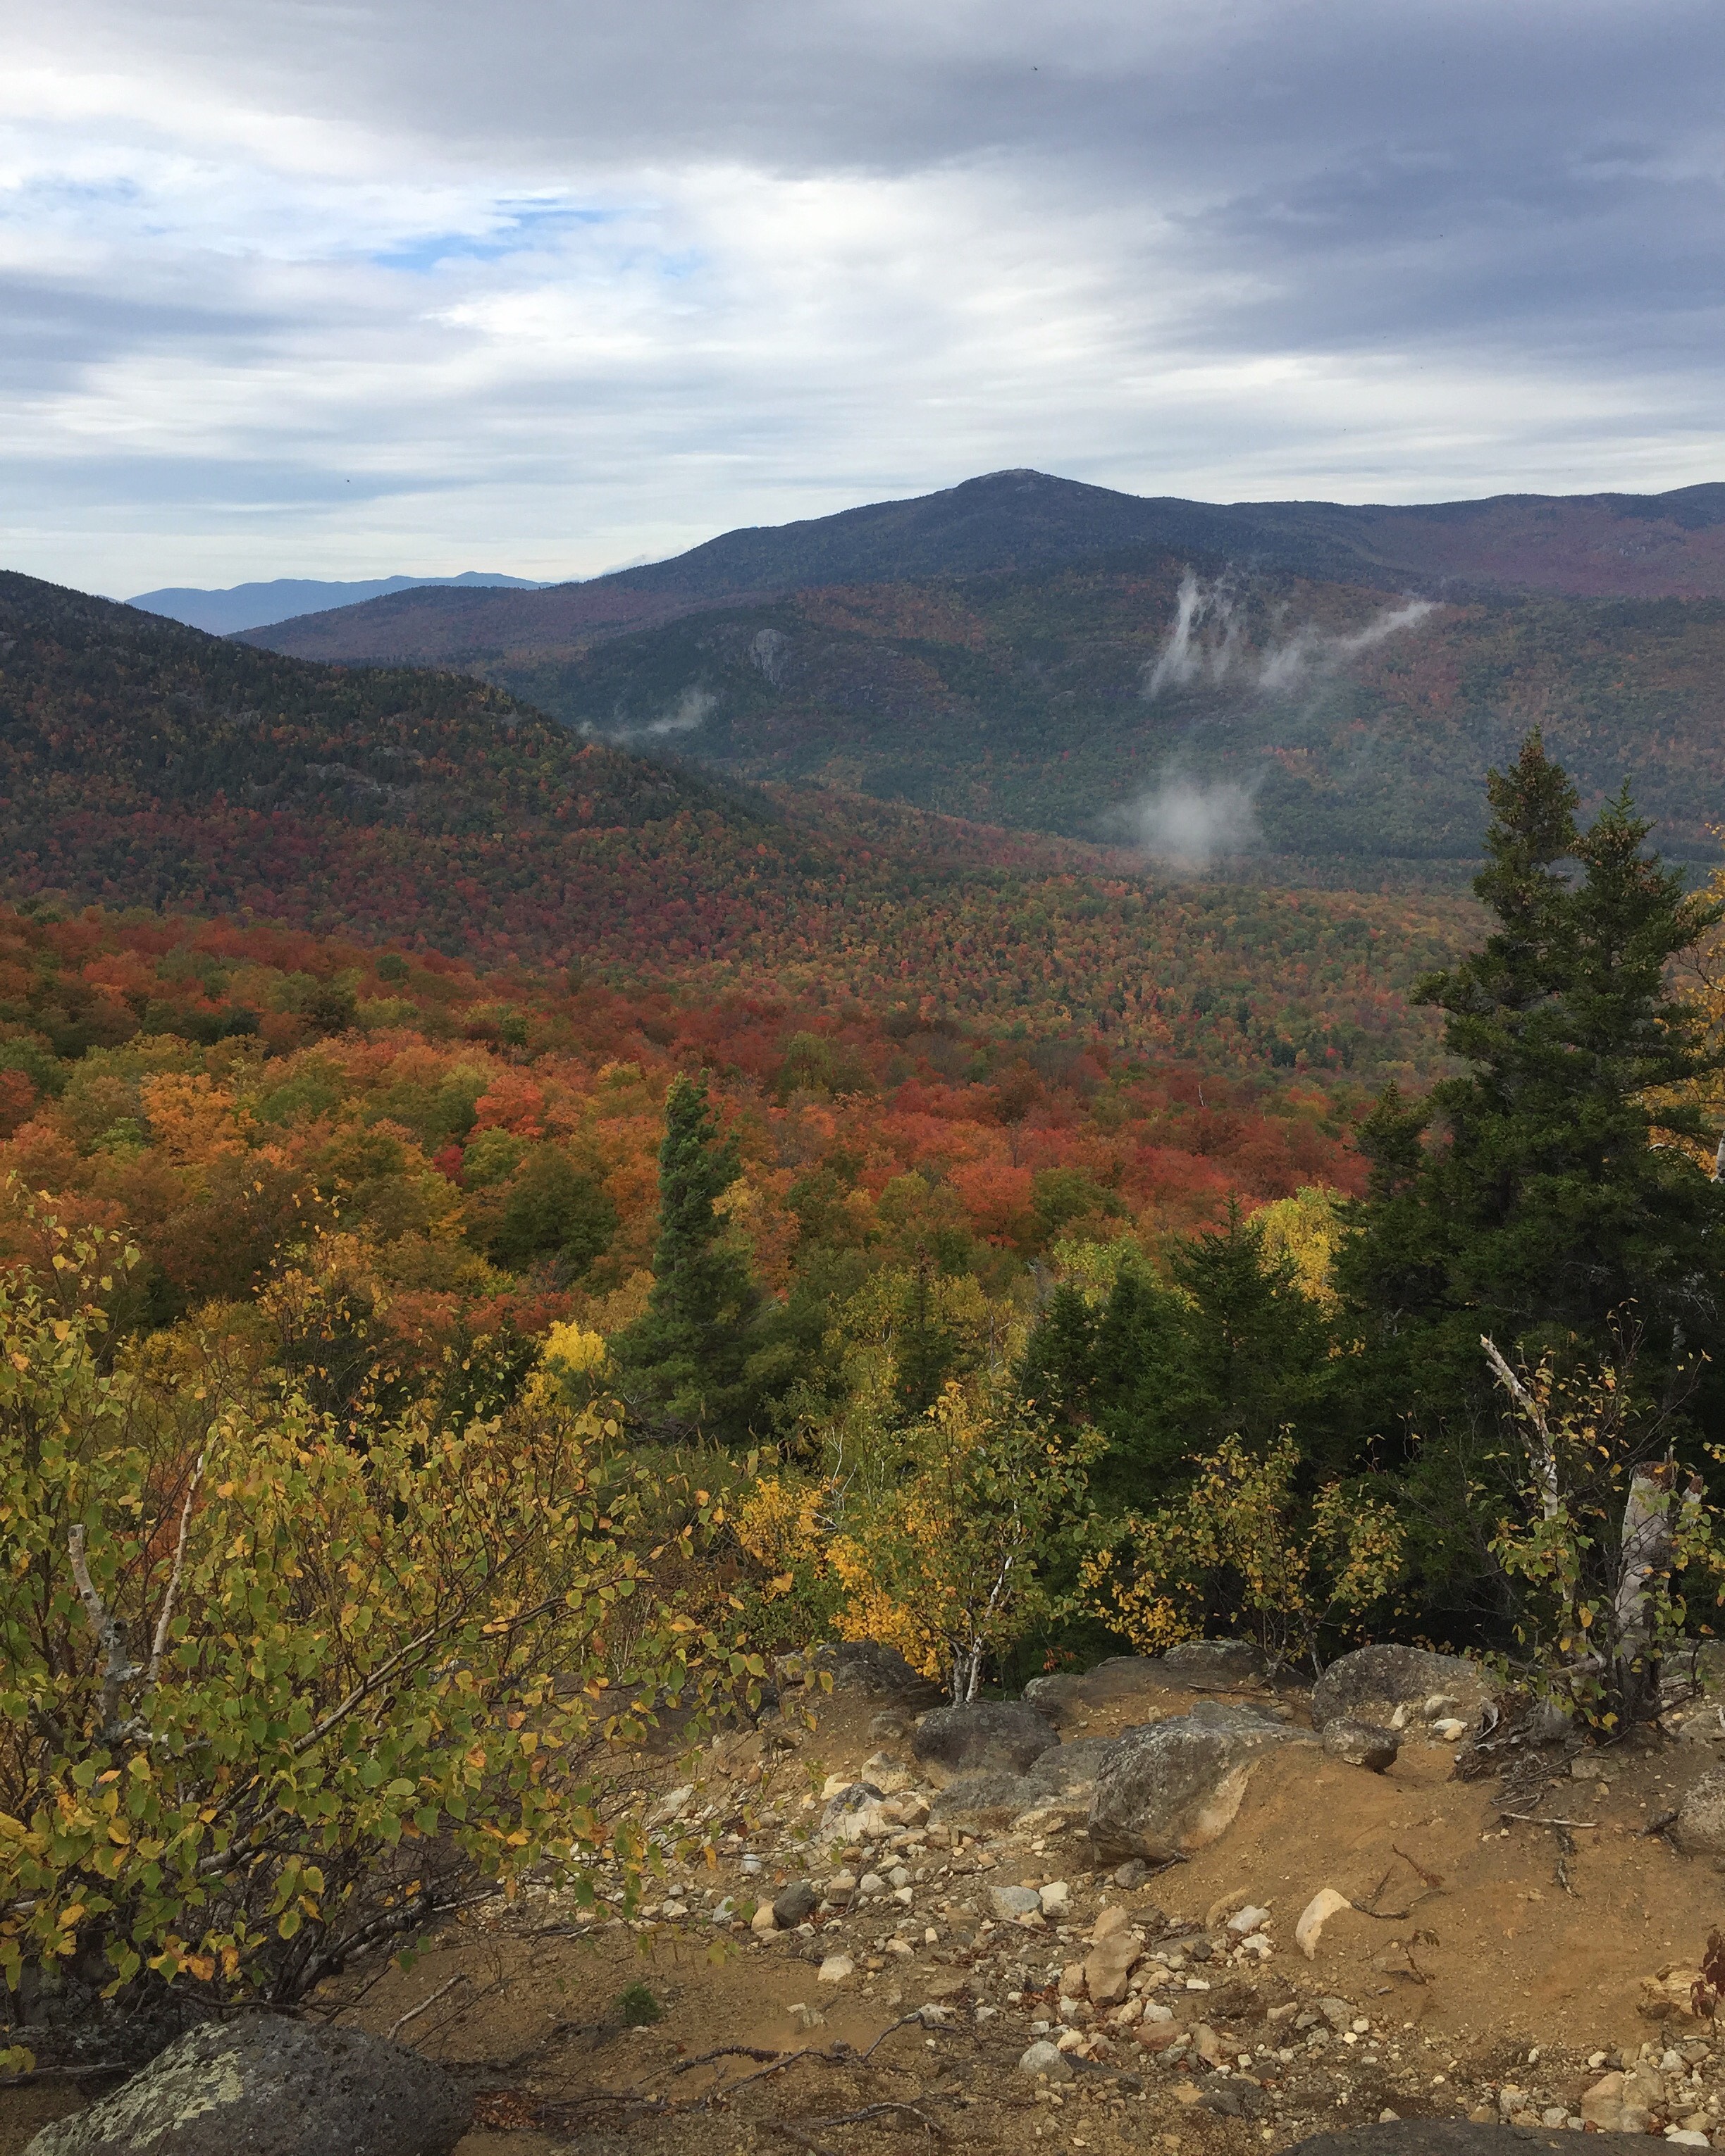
[
  {"xmin": 237, "ymin": 470, "xmax": 1725, "ymax": 879},
  {"xmin": 129, "ymin": 571, "xmax": 545, "ymax": 638}
]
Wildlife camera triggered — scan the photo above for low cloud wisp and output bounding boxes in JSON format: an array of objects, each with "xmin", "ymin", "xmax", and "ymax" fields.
[
  {"xmin": 1144, "ymin": 571, "xmax": 1437, "ymax": 700},
  {"xmin": 1120, "ymin": 774, "xmax": 1263, "ymax": 872},
  {"xmin": 581, "ymin": 685, "xmax": 717, "ymax": 742}
]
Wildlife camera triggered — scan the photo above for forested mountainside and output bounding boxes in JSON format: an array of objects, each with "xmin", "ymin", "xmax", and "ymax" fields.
[
  {"xmin": 241, "ymin": 469, "xmax": 1725, "ymax": 673},
  {"xmin": 0, "ymin": 571, "xmax": 1461, "ymax": 1072},
  {"xmin": 453, "ymin": 563, "xmax": 1725, "ymax": 874}
]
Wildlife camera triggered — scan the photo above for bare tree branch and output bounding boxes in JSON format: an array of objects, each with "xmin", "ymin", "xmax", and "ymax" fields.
[
  {"xmin": 67, "ymin": 1523, "xmax": 139, "ymax": 1740},
  {"xmin": 146, "ymin": 1446, "xmax": 209, "ymax": 1691}
]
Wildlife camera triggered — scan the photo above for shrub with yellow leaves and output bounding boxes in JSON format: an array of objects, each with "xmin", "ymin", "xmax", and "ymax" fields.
[
  {"xmin": 1081, "ymin": 1431, "xmax": 1404, "ymax": 1673},
  {"xmin": 828, "ymin": 1381, "xmax": 1099, "ymax": 1701},
  {"xmin": 0, "ymin": 1216, "xmax": 721, "ymax": 2068}
]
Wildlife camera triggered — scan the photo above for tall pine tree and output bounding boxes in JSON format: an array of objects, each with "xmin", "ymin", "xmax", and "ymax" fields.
[
  {"xmin": 612, "ymin": 1072, "xmax": 765, "ymax": 1439},
  {"xmin": 1340, "ymin": 732, "xmax": 1725, "ymax": 1435}
]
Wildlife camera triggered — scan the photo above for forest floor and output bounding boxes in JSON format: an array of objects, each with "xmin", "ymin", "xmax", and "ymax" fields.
[{"xmin": 10, "ymin": 1661, "xmax": 1725, "ymax": 2156}]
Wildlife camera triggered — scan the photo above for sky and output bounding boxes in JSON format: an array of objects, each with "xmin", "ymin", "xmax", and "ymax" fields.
[{"xmin": 4, "ymin": 0, "xmax": 1724, "ymax": 595}]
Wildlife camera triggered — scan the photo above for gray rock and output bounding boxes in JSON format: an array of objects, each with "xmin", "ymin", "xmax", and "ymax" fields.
[
  {"xmin": 819, "ymin": 1780, "xmax": 884, "ymax": 1831},
  {"xmin": 1676, "ymin": 1764, "xmax": 1725, "ymax": 1854},
  {"xmin": 774, "ymin": 1880, "xmax": 820, "ymax": 1927},
  {"xmin": 913, "ymin": 1700, "xmax": 1058, "ymax": 1787},
  {"xmin": 1018, "ymin": 2039, "xmax": 1074, "ymax": 2081},
  {"xmin": 23, "ymin": 2017, "xmax": 468, "ymax": 2156},
  {"xmin": 929, "ymin": 1735, "xmax": 1120, "ymax": 1828},
  {"xmin": 807, "ymin": 1641, "xmax": 943, "ymax": 1707},
  {"xmin": 1025, "ymin": 1656, "xmax": 1164, "ymax": 1726},
  {"xmin": 1322, "ymin": 1716, "xmax": 1401, "ymax": 1772},
  {"xmin": 1160, "ymin": 1640, "xmax": 1268, "ymax": 1690},
  {"xmin": 1310, "ymin": 1644, "xmax": 1497, "ymax": 1733},
  {"xmin": 1187, "ymin": 1697, "xmax": 1289, "ymax": 1731},
  {"xmin": 1087, "ymin": 1709, "xmax": 1308, "ymax": 1865},
  {"xmin": 990, "ymin": 1883, "xmax": 1043, "ymax": 1920}
]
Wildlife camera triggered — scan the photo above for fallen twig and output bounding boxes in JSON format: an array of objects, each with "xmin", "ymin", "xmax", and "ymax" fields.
[
  {"xmin": 1497, "ymin": 1810, "xmax": 1598, "ymax": 1828},
  {"xmin": 388, "ymin": 1971, "xmax": 469, "ymax": 2042},
  {"xmin": 0, "ymin": 2062, "xmax": 132, "ymax": 2088}
]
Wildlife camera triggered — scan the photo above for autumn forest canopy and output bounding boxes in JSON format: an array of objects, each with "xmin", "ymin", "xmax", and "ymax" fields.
[{"xmin": 8, "ymin": 554, "xmax": 1725, "ymax": 2030}]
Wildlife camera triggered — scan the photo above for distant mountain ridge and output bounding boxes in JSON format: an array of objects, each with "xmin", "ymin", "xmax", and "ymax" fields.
[
  {"xmin": 130, "ymin": 571, "xmax": 546, "ymax": 637},
  {"xmin": 241, "ymin": 468, "xmax": 1725, "ymax": 669}
]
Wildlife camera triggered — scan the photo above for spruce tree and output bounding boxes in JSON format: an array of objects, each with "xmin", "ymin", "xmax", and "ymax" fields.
[
  {"xmin": 1340, "ymin": 731, "xmax": 1725, "ymax": 1435},
  {"xmin": 612, "ymin": 1072, "xmax": 765, "ymax": 1438}
]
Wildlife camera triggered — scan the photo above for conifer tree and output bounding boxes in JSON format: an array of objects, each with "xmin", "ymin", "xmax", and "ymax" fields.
[
  {"xmin": 612, "ymin": 1072, "xmax": 764, "ymax": 1437},
  {"xmin": 1340, "ymin": 732, "xmax": 1725, "ymax": 1432}
]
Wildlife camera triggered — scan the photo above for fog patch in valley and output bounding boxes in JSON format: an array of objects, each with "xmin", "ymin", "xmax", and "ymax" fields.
[{"xmin": 1111, "ymin": 772, "xmax": 1263, "ymax": 872}]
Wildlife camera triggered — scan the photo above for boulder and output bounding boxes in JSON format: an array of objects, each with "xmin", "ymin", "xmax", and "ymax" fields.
[
  {"xmin": 773, "ymin": 1640, "xmax": 943, "ymax": 1709},
  {"xmin": 912, "ymin": 1699, "xmax": 1058, "ymax": 1788},
  {"xmin": 1160, "ymin": 1640, "xmax": 1268, "ymax": 1691},
  {"xmin": 1676, "ymin": 1764, "xmax": 1725, "ymax": 1855},
  {"xmin": 23, "ymin": 2017, "xmax": 468, "ymax": 2156},
  {"xmin": 929, "ymin": 1735, "xmax": 1120, "ymax": 1828},
  {"xmin": 1087, "ymin": 1709, "xmax": 1309, "ymax": 1865},
  {"xmin": 1310, "ymin": 1644, "xmax": 1497, "ymax": 1733},
  {"xmin": 1025, "ymin": 1656, "xmax": 1166, "ymax": 1726},
  {"xmin": 1321, "ymin": 1717, "xmax": 1400, "ymax": 1772}
]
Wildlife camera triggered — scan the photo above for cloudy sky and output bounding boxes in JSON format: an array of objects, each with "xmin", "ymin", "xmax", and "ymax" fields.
[{"xmin": 5, "ymin": 0, "xmax": 1724, "ymax": 595}]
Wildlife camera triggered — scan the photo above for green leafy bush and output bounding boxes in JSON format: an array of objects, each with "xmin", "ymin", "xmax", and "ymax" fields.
[{"xmin": 0, "ymin": 1218, "xmax": 707, "ymax": 2063}]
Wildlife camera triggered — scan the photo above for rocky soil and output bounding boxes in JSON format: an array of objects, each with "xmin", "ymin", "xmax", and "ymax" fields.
[{"xmin": 13, "ymin": 1642, "xmax": 1725, "ymax": 2156}]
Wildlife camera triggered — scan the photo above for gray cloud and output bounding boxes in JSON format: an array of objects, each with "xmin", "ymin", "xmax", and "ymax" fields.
[{"xmin": 4, "ymin": 0, "xmax": 1725, "ymax": 590}]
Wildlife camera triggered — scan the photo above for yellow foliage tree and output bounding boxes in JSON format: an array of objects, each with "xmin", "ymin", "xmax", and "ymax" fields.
[
  {"xmin": 827, "ymin": 1382, "xmax": 1099, "ymax": 1700},
  {"xmin": 1252, "ymin": 1185, "xmax": 1345, "ymax": 1311}
]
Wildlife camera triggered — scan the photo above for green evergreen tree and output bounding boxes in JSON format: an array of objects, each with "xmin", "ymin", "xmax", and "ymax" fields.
[
  {"xmin": 612, "ymin": 1073, "xmax": 765, "ymax": 1438},
  {"xmin": 1018, "ymin": 1206, "xmax": 1337, "ymax": 1506},
  {"xmin": 1340, "ymin": 731, "xmax": 1725, "ymax": 1439}
]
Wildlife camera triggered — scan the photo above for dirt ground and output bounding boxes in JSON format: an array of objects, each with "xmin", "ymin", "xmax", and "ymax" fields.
[{"xmin": 10, "ymin": 1664, "xmax": 1725, "ymax": 2156}]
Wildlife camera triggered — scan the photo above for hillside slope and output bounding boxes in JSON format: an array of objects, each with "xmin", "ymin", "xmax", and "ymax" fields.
[
  {"xmin": 241, "ymin": 470, "xmax": 1725, "ymax": 674},
  {"xmin": 0, "ymin": 571, "xmax": 1460, "ymax": 1072},
  {"xmin": 461, "ymin": 564, "xmax": 1725, "ymax": 874}
]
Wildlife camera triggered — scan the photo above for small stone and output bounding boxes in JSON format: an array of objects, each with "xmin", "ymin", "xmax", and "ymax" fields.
[
  {"xmin": 1432, "ymin": 1717, "xmax": 1467, "ymax": 1741},
  {"xmin": 817, "ymin": 1953, "xmax": 855, "ymax": 1985},
  {"xmin": 1321, "ymin": 1717, "xmax": 1399, "ymax": 1772},
  {"xmin": 787, "ymin": 2002, "xmax": 826, "ymax": 2032},
  {"xmin": 1039, "ymin": 1880, "xmax": 1071, "ymax": 1918},
  {"xmin": 1084, "ymin": 1932, "xmax": 1142, "ymax": 2007},
  {"xmin": 750, "ymin": 1903, "xmax": 778, "ymax": 1935},
  {"xmin": 1226, "ymin": 1904, "xmax": 1270, "ymax": 1936},
  {"xmin": 1018, "ymin": 2039, "xmax": 1075, "ymax": 2081},
  {"xmin": 1091, "ymin": 1904, "xmax": 1131, "ymax": 1940},
  {"xmin": 774, "ymin": 1881, "xmax": 819, "ymax": 1928},
  {"xmin": 1380, "ymin": 2109, "xmax": 1402, "ymax": 2124},
  {"xmin": 858, "ymin": 1871, "xmax": 886, "ymax": 1896},
  {"xmin": 649, "ymin": 1783, "xmax": 695, "ymax": 1827},
  {"xmin": 827, "ymin": 1871, "xmax": 858, "ymax": 1900},
  {"xmin": 710, "ymin": 1896, "xmax": 738, "ymax": 1925},
  {"xmin": 1667, "ymin": 2133, "xmax": 1710, "ymax": 2147},
  {"xmin": 859, "ymin": 1749, "xmax": 912, "ymax": 1795},
  {"xmin": 990, "ymin": 1883, "xmax": 1042, "ymax": 1921},
  {"xmin": 1113, "ymin": 1858, "xmax": 1149, "ymax": 1889},
  {"xmin": 1296, "ymin": 1888, "xmax": 1352, "ymax": 1958}
]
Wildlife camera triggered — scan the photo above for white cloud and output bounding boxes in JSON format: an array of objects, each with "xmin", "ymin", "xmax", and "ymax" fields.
[{"xmin": 2, "ymin": 0, "xmax": 1724, "ymax": 591}]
